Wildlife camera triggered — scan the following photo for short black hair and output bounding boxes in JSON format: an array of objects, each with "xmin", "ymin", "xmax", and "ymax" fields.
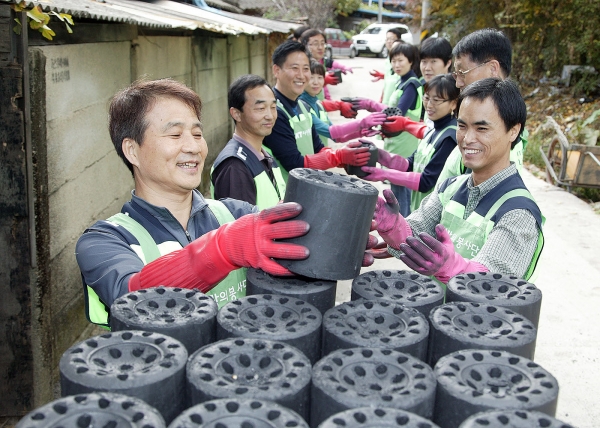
[
  {"xmin": 386, "ymin": 27, "xmax": 407, "ymax": 42},
  {"xmin": 309, "ymin": 60, "xmax": 326, "ymax": 77},
  {"xmin": 453, "ymin": 28, "xmax": 512, "ymax": 77},
  {"xmin": 299, "ymin": 28, "xmax": 326, "ymax": 45},
  {"xmin": 291, "ymin": 25, "xmax": 311, "ymax": 40},
  {"xmin": 424, "ymin": 73, "xmax": 460, "ymax": 102},
  {"xmin": 228, "ymin": 74, "xmax": 272, "ymax": 112},
  {"xmin": 457, "ymin": 77, "xmax": 526, "ymax": 148},
  {"xmin": 420, "ymin": 37, "xmax": 452, "ymax": 64},
  {"xmin": 272, "ymin": 40, "xmax": 309, "ymax": 68},
  {"xmin": 389, "ymin": 43, "xmax": 419, "ymax": 65}
]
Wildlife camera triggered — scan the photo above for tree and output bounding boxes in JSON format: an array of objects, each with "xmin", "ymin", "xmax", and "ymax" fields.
[
  {"xmin": 404, "ymin": 0, "xmax": 600, "ymax": 77},
  {"xmin": 264, "ymin": 0, "xmax": 339, "ymax": 29}
]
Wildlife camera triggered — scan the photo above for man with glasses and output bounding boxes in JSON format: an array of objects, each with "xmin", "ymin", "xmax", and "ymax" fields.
[
  {"xmin": 437, "ymin": 28, "xmax": 526, "ymax": 185},
  {"xmin": 263, "ymin": 40, "xmax": 371, "ymax": 182}
]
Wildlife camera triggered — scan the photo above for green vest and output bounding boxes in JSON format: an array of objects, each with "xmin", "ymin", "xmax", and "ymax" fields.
[
  {"xmin": 410, "ymin": 124, "xmax": 457, "ymax": 212},
  {"xmin": 266, "ymin": 99, "xmax": 315, "ymax": 182},
  {"xmin": 85, "ymin": 200, "xmax": 247, "ymax": 328},
  {"xmin": 436, "ymin": 129, "xmax": 529, "ymax": 186},
  {"xmin": 438, "ymin": 175, "xmax": 544, "ymax": 281},
  {"xmin": 384, "ymin": 77, "xmax": 423, "ymax": 158},
  {"xmin": 210, "ymin": 140, "xmax": 286, "ymax": 210},
  {"xmin": 382, "ymin": 59, "xmax": 400, "ymax": 106},
  {"xmin": 310, "ymin": 99, "xmax": 333, "ymax": 147}
]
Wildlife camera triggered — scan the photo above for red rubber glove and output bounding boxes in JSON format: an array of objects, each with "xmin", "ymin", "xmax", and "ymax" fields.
[
  {"xmin": 128, "ymin": 203, "xmax": 310, "ymax": 293},
  {"xmin": 304, "ymin": 142, "xmax": 371, "ymax": 170},
  {"xmin": 377, "ymin": 148, "xmax": 409, "ymax": 171},
  {"xmin": 351, "ymin": 97, "xmax": 386, "ymax": 113},
  {"xmin": 399, "ymin": 224, "xmax": 489, "ymax": 283},
  {"xmin": 382, "ymin": 116, "xmax": 428, "ymax": 139},
  {"xmin": 320, "ymin": 100, "xmax": 357, "ymax": 119},
  {"xmin": 321, "ymin": 99, "xmax": 340, "ymax": 112},
  {"xmin": 324, "ymin": 72, "xmax": 340, "ymax": 86},
  {"xmin": 339, "ymin": 101, "xmax": 358, "ymax": 119},
  {"xmin": 361, "ymin": 167, "xmax": 422, "ymax": 191},
  {"xmin": 370, "ymin": 70, "xmax": 385, "ymax": 82},
  {"xmin": 374, "ymin": 189, "xmax": 413, "ymax": 250}
]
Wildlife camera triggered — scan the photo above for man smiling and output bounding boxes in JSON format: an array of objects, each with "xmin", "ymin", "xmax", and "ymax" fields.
[
  {"xmin": 211, "ymin": 75, "xmax": 286, "ymax": 209},
  {"xmin": 76, "ymin": 78, "xmax": 310, "ymax": 326},
  {"xmin": 373, "ymin": 78, "xmax": 544, "ymax": 283},
  {"xmin": 263, "ymin": 40, "xmax": 371, "ymax": 181}
]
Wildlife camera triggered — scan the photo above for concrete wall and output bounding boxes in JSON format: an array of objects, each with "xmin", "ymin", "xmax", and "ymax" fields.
[{"xmin": 6, "ymin": 26, "xmax": 271, "ymax": 414}]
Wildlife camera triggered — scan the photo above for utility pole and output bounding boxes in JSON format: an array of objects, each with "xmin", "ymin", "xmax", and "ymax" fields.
[
  {"xmin": 378, "ymin": 0, "xmax": 383, "ymax": 23},
  {"xmin": 421, "ymin": 0, "xmax": 430, "ymax": 41}
]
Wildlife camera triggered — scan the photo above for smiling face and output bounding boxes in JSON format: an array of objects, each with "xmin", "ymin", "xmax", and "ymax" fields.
[
  {"xmin": 230, "ymin": 84, "xmax": 277, "ymax": 146},
  {"xmin": 306, "ymin": 34, "xmax": 326, "ymax": 61},
  {"xmin": 423, "ymin": 88, "xmax": 457, "ymax": 122},
  {"xmin": 306, "ymin": 72, "xmax": 325, "ymax": 97},
  {"xmin": 273, "ymin": 51, "xmax": 311, "ymax": 100},
  {"xmin": 420, "ymin": 57, "xmax": 451, "ymax": 82},
  {"xmin": 391, "ymin": 53, "xmax": 412, "ymax": 77},
  {"xmin": 123, "ymin": 96, "xmax": 208, "ymax": 201},
  {"xmin": 457, "ymin": 96, "xmax": 520, "ymax": 185}
]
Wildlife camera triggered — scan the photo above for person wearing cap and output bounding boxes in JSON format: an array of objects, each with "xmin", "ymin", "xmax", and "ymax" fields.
[
  {"xmin": 211, "ymin": 75, "xmax": 286, "ymax": 210},
  {"xmin": 373, "ymin": 78, "xmax": 544, "ymax": 283}
]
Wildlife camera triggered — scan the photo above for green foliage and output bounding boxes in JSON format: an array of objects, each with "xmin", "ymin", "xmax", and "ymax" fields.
[
  {"xmin": 11, "ymin": 1, "xmax": 73, "ymax": 40},
  {"xmin": 335, "ymin": 0, "xmax": 362, "ymax": 17},
  {"xmin": 410, "ymin": 0, "xmax": 600, "ymax": 78}
]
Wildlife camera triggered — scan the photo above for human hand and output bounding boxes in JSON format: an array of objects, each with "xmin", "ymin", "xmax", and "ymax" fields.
[
  {"xmin": 334, "ymin": 141, "xmax": 371, "ymax": 166},
  {"xmin": 339, "ymin": 101, "xmax": 358, "ymax": 118},
  {"xmin": 369, "ymin": 69, "xmax": 385, "ymax": 82},
  {"xmin": 324, "ymin": 72, "xmax": 340, "ymax": 86},
  {"xmin": 373, "ymin": 189, "xmax": 412, "ymax": 249}
]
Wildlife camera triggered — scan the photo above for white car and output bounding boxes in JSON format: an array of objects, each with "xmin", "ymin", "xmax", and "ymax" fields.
[{"xmin": 352, "ymin": 23, "xmax": 413, "ymax": 58}]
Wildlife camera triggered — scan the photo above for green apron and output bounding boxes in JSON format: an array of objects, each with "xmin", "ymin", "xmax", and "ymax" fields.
[
  {"xmin": 84, "ymin": 199, "xmax": 247, "ymax": 328},
  {"xmin": 410, "ymin": 124, "xmax": 457, "ymax": 212},
  {"xmin": 265, "ymin": 99, "xmax": 315, "ymax": 182},
  {"xmin": 438, "ymin": 175, "xmax": 544, "ymax": 281},
  {"xmin": 384, "ymin": 77, "xmax": 423, "ymax": 158},
  {"xmin": 382, "ymin": 59, "xmax": 400, "ymax": 106}
]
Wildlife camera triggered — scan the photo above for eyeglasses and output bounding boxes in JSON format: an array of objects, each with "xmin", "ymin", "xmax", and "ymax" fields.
[
  {"xmin": 308, "ymin": 42, "xmax": 326, "ymax": 48},
  {"xmin": 423, "ymin": 95, "xmax": 448, "ymax": 106},
  {"xmin": 451, "ymin": 61, "xmax": 490, "ymax": 80}
]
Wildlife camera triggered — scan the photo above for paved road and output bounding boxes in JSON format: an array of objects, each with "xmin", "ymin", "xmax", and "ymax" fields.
[{"xmin": 327, "ymin": 55, "xmax": 600, "ymax": 428}]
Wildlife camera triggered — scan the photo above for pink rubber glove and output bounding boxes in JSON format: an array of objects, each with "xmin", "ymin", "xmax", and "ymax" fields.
[
  {"xmin": 370, "ymin": 70, "xmax": 385, "ymax": 82},
  {"xmin": 382, "ymin": 116, "xmax": 428, "ymax": 139},
  {"xmin": 331, "ymin": 60, "xmax": 353, "ymax": 74},
  {"xmin": 373, "ymin": 189, "xmax": 413, "ymax": 250},
  {"xmin": 351, "ymin": 97, "xmax": 387, "ymax": 113},
  {"xmin": 324, "ymin": 73, "xmax": 340, "ymax": 86},
  {"xmin": 361, "ymin": 168, "xmax": 422, "ymax": 191},
  {"xmin": 361, "ymin": 128, "xmax": 380, "ymax": 137},
  {"xmin": 377, "ymin": 148, "xmax": 409, "ymax": 171},
  {"xmin": 363, "ymin": 222, "xmax": 379, "ymax": 267},
  {"xmin": 329, "ymin": 112, "xmax": 387, "ymax": 141},
  {"xmin": 365, "ymin": 237, "xmax": 393, "ymax": 259},
  {"xmin": 399, "ymin": 224, "xmax": 489, "ymax": 283}
]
